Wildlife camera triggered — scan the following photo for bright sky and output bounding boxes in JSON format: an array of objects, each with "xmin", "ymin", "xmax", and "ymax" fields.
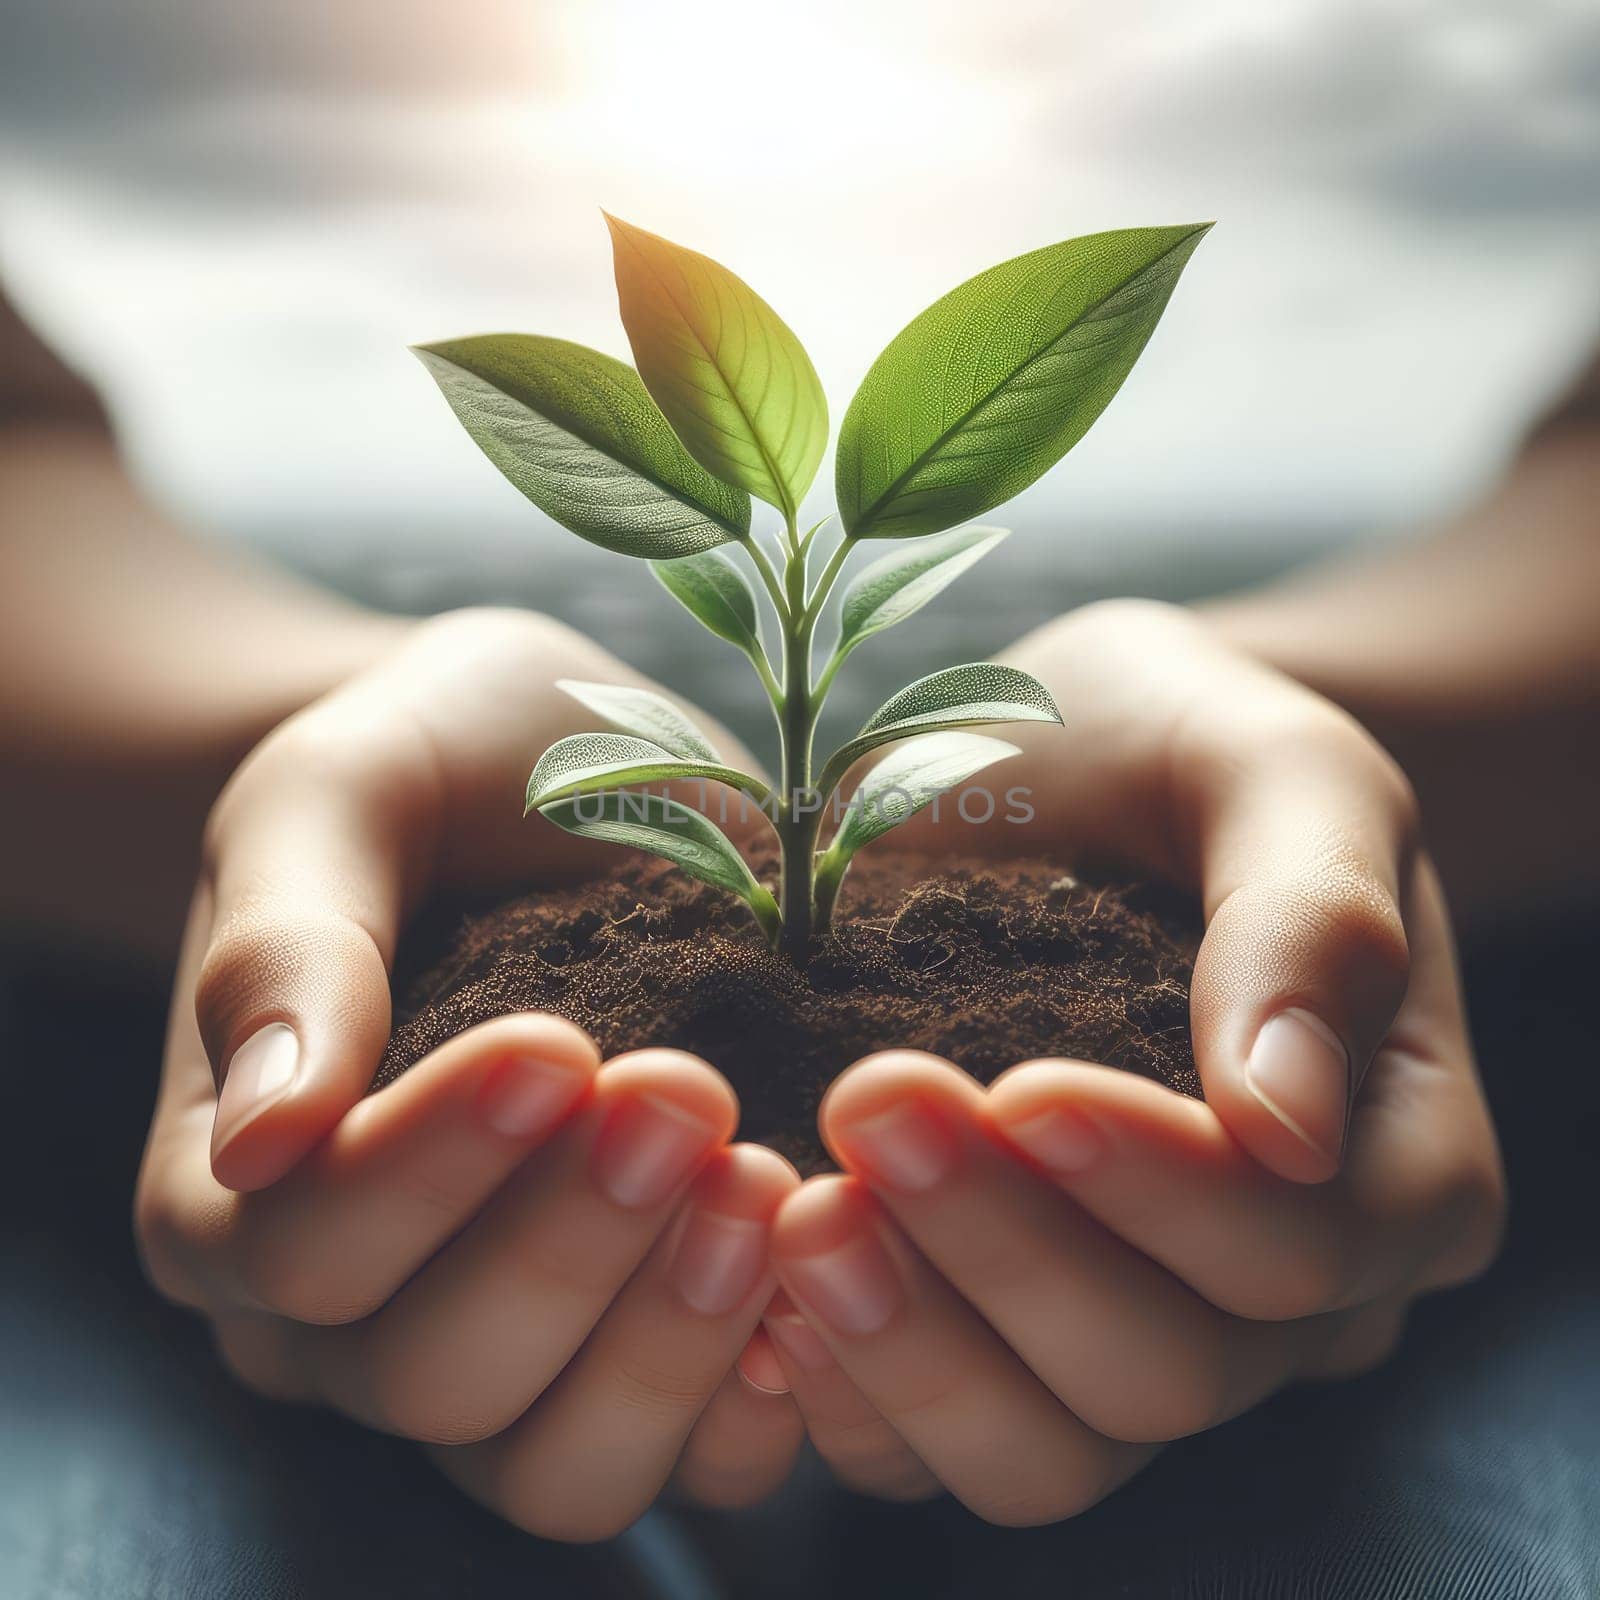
[{"xmin": 1, "ymin": 0, "xmax": 1597, "ymax": 540}]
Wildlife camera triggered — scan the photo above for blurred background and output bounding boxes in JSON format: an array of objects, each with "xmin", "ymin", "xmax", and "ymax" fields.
[{"xmin": 2, "ymin": 0, "xmax": 1598, "ymax": 743}]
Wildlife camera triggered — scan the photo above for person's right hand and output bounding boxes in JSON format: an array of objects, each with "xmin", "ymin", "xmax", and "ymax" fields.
[{"xmin": 134, "ymin": 607, "xmax": 804, "ymax": 1539}]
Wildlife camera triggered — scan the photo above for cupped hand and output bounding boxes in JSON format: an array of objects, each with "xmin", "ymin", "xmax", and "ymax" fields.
[
  {"xmin": 135, "ymin": 608, "xmax": 803, "ymax": 1538},
  {"xmin": 758, "ymin": 600, "xmax": 1505, "ymax": 1523}
]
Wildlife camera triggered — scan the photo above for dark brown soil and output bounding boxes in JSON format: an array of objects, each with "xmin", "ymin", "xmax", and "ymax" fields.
[{"xmin": 376, "ymin": 853, "xmax": 1201, "ymax": 1174}]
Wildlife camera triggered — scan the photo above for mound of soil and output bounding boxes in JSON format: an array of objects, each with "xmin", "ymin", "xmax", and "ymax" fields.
[{"xmin": 376, "ymin": 853, "xmax": 1201, "ymax": 1174}]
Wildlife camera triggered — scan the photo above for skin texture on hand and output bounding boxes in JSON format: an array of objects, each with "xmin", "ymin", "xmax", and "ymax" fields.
[
  {"xmin": 135, "ymin": 607, "xmax": 804, "ymax": 1539},
  {"xmin": 758, "ymin": 600, "xmax": 1506, "ymax": 1522}
]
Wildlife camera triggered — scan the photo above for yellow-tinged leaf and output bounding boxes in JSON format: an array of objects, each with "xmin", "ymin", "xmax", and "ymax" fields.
[{"xmin": 605, "ymin": 213, "xmax": 828, "ymax": 522}]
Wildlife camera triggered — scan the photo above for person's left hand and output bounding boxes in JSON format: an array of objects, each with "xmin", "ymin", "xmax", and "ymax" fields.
[{"xmin": 752, "ymin": 602, "xmax": 1506, "ymax": 1523}]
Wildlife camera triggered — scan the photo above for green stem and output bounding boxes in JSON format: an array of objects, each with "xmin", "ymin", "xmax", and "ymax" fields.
[
  {"xmin": 748, "ymin": 881, "xmax": 784, "ymax": 947},
  {"xmin": 811, "ymin": 843, "xmax": 847, "ymax": 935},
  {"xmin": 811, "ymin": 643, "xmax": 848, "ymax": 714},
  {"xmin": 747, "ymin": 642, "xmax": 783, "ymax": 712},
  {"xmin": 775, "ymin": 514, "xmax": 819, "ymax": 963},
  {"xmin": 744, "ymin": 536, "xmax": 790, "ymax": 626}
]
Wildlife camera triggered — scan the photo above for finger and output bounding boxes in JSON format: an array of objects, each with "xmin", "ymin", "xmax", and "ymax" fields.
[
  {"xmin": 195, "ymin": 699, "xmax": 443, "ymax": 1190},
  {"xmin": 761, "ymin": 1290, "xmax": 941, "ymax": 1504},
  {"xmin": 822, "ymin": 1053, "xmax": 1300, "ymax": 1442},
  {"xmin": 1176, "ymin": 693, "xmax": 1418, "ymax": 1182},
  {"xmin": 989, "ymin": 869, "xmax": 1503, "ymax": 1322},
  {"xmin": 210, "ymin": 1312, "xmax": 316, "ymax": 1405},
  {"xmin": 670, "ymin": 1347, "xmax": 806, "ymax": 1512},
  {"xmin": 167, "ymin": 1015, "xmax": 597, "ymax": 1321},
  {"xmin": 291, "ymin": 1050, "xmax": 737, "ymax": 1446},
  {"xmin": 734, "ymin": 1324, "xmax": 790, "ymax": 1401},
  {"xmin": 434, "ymin": 1143, "xmax": 795, "ymax": 1543},
  {"xmin": 1299, "ymin": 1293, "xmax": 1411, "ymax": 1381},
  {"xmin": 770, "ymin": 1176, "xmax": 1153, "ymax": 1527}
]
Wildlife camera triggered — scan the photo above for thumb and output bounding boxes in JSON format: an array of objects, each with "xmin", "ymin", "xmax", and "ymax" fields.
[
  {"xmin": 1185, "ymin": 718, "xmax": 1416, "ymax": 1183},
  {"xmin": 195, "ymin": 711, "xmax": 437, "ymax": 1190}
]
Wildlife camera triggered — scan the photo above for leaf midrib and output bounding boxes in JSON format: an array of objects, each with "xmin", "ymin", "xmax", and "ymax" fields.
[{"xmin": 849, "ymin": 227, "xmax": 1204, "ymax": 534}]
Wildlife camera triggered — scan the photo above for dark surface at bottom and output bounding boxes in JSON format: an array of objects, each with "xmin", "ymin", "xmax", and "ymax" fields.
[{"xmin": 2, "ymin": 908, "xmax": 1597, "ymax": 1600}]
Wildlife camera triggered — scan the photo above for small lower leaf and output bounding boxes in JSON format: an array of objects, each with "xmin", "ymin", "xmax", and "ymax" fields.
[
  {"xmin": 539, "ymin": 792, "xmax": 780, "ymax": 936},
  {"xmin": 836, "ymin": 525, "xmax": 1009, "ymax": 657},
  {"xmin": 556, "ymin": 680, "xmax": 721, "ymax": 762},
  {"xmin": 652, "ymin": 551, "xmax": 765, "ymax": 659},
  {"xmin": 824, "ymin": 732, "xmax": 1021, "ymax": 863},
  {"xmin": 817, "ymin": 663, "xmax": 1060, "ymax": 800},
  {"xmin": 525, "ymin": 732, "xmax": 770, "ymax": 812}
]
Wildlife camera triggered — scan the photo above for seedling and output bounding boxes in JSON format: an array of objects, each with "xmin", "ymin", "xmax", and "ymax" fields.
[{"xmin": 417, "ymin": 215, "xmax": 1209, "ymax": 962}]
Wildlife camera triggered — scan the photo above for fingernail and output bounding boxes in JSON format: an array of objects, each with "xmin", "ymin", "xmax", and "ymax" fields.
[
  {"xmin": 213, "ymin": 1022, "xmax": 299, "ymax": 1156},
  {"xmin": 592, "ymin": 1092, "xmax": 718, "ymax": 1210},
  {"xmin": 1001, "ymin": 1105, "xmax": 1104, "ymax": 1174},
  {"xmin": 670, "ymin": 1210, "xmax": 768, "ymax": 1316},
  {"xmin": 475, "ymin": 1053, "xmax": 587, "ymax": 1139},
  {"xmin": 782, "ymin": 1231, "xmax": 901, "ymax": 1338},
  {"xmin": 1246, "ymin": 1008, "xmax": 1349, "ymax": 1162},
  {"xmin": 738, "ymin": 1330, "xmax": 791, "ymax": 1395},
  {"xmin": 764, "ymin": 1308, "xmax": 836, "ymax": 1373},
  {"xmin": 834, "ymin": 1100, "xmax": 957, "ymax": 1193}
]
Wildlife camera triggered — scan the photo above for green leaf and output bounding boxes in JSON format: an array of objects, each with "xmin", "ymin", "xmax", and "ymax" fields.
[
  {"xmin": 817, "ymin": 663, "xmax": 1061, "ymax": 799},
  {"xmin": 823, "ymin": 732, "xmax": 1020, "ymax": 865},
  {"xmin": 836, "ymin": 224, "xmax": 1212, "ymax": 539},
  {"xmin": 605, "ymin": 213, "xmax": 828, "ymax": 521},
  {"xmin": 556, "ymin": 680, "xmax": 721, "ymax": 762},
  {"xmin": 539, "ymin": 792, "xmax": 780, "ymax": 936},
  {"xmin": 651, "ymin": 550, "xmax": 764, "ymax": 659},
  {"xmin": 525, "ymin": 732, "xmax": 769, "ymax": 813},
  {"xmin": 836, "ymin": 525, "xmax": 1008, "ymax": 657},
  {"xmin": 415, "ymin": 334, "xmax": 750, "ymax": 558}
]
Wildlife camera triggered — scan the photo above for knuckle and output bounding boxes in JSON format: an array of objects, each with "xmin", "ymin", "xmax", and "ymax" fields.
[
  {"xmin": 878, "ymin": 1367, "xmax": 968, "ymax": 1437},
  {"xmin": 1431, "ymin": 1148, "xmax": 1509, "ymax": 1288},
  {"xmin": 211, "ymin": 1319, "xmax": 306, "ymax": 1404},
  {"xmin": 237, "ymin": 1232, "xmax": 376, "ymax": 1326},
  {"xmin": 132, "ymin": 1173, "xmax": 204, "ymax": 1309},
  {"xmin": 359, "ymin": 1368, "xmax": 509, "ymax": 1446},
  {"xmin": 1092, "ymin": 1357, "xmax": 1231, "ymax": 1445},
  {"xmin": 969, "ymin": 1470, "xmax": 1109, "ymax": 1528},
  {"xmin": 609, "ymin": 1353, "xmax": 711, "ymax": 1422},
  {"xmin": 395, "ymin": 1158, "xmax": 475, "ymax": 1227},
  {"xmin": 838, "ymin": 1464, "xmax": 939, "ymax": 1505},
  {"xmin": 520, "ymin": 1231, "xmax": 623, "ymax": 1308},
  {"xmin": 497, "ymin": 1486, "xmax": 642, "ymax": 1545},
  {"xmin": 817, "ymin": 1419, "xmax": 930, "ymax": 1498},
  {"xmin": 678, "ymin": 1466, "xmax": 776, "ymax": 1513},
  {"xmin": 1209, "ymin": 1234, "xmax": 1352, "ymax": 1322},
  {"xmin": 1313, "ymin": 1300, "xmax": 1409, "ymax": 1380}
]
